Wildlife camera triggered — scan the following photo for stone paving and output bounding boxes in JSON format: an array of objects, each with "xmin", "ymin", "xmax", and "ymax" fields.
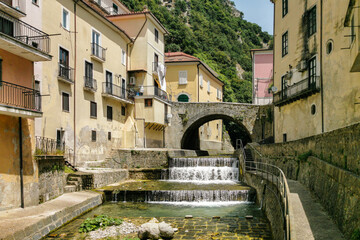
[{"xmin": 43, "ymin": 216, "xmax": 272, "ymax": 240}]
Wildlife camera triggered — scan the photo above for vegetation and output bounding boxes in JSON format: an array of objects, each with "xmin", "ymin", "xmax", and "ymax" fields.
[
  {"xmin": 121, "ymin": 0, "xmax": 272, "ymax": 103},
  {"xmin": 79, "ymin": 215, "xmax": 123, "ymax": 233},
  {"xmin": 297, "ymin": 151, "xmax": 313, "ymax": 162}
]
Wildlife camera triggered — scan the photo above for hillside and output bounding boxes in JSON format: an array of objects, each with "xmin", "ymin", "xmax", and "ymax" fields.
[{"xmin": 121, "ymin": 0, "xmax": 272, "ymax": 103}]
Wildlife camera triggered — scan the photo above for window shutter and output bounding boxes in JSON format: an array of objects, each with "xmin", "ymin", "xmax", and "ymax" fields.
[
  {"xmin": 179, "ymin": 71, "xmax": 187, "ymax": 84},
  {"xmin": 199, "ymin": 74, "xmax": 203, "ymax": 87},
  {"xmin": 207, "ymin": 80, "xmax": 210, "ymax": 92}
]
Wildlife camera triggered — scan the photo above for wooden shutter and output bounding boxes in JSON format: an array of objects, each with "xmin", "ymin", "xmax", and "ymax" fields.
[{"xmin": 179, "ymin": 71, "xmax": 187, "ymax": 84}]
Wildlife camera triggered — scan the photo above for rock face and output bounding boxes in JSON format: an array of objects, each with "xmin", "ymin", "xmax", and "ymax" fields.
[{"xmin": 138, "ymin": 218, "xmax": 175, "ymax": 240}]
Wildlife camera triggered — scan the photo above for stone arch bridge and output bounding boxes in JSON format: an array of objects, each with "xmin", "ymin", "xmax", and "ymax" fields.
[{"xmin": 165, "ymin": 102, "xmax": 272, "ymax": 150}]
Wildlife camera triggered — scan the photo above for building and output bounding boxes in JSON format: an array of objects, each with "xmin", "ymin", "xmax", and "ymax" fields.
[
  {"xmin": 271, "ymin": 0, "xmax": 360, "ymax": 143},
  {"xmin": 165, "ymin": 52, "xmax": 224, "ymax": 150},
  {"xmin": 251, "ymin": 49, "xmax": 273, "ymax": 105},
  {"xmin": 0, "ymin": 0, "xmax": 52, "ymax": 209}
]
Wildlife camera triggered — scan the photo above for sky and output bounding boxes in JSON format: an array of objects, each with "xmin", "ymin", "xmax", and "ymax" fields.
[{"xmin": 233, "ymin": 0, "xmax": 274, "ymax": 34}]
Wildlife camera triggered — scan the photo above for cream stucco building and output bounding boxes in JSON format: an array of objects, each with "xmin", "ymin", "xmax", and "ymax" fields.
[
  {"xmin": 271, "ymin": 0, "xmax": 360, "ymax": 143},
  {"xmin": 37, "ymin": 0, "xmax": 170, "ymax": 166},
  {"xmin": 165, "ymin": 52, "xmax": 224, "ymax": 150}
]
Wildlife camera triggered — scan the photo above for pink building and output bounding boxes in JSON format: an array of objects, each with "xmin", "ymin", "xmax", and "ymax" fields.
[{"xmin": 251, "ymin": 49, "xmax": 273, "ymax": 105}]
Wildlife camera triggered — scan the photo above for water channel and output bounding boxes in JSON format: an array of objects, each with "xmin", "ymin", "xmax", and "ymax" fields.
[{"xmin": 43, "ymin": 156, "xmax": 273, "ymax": 239}]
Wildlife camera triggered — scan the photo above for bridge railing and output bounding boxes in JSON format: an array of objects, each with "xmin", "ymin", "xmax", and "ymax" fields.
[{"xmin": 241, "ymin": 141, "xmax": 292, "ymax": 240}]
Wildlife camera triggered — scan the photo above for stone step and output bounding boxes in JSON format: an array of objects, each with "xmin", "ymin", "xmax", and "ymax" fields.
[
  {"xmin": 64, "ymin": 185, "xmax": 77, "ymax": 193},
  {"xmin": 84, "ymin": 160, "xmax": 106, "ymax": 168}
]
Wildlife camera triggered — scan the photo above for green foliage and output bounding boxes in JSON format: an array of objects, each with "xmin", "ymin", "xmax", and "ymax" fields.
[
  {"xmin": 65, "ymin": 166, "xmax": 75, "ymax": 173},
  {"xmin": 297, "ymin": 151, "xmax": 313, "ymax": 162},
  {"xmin": 79, "ymin": 215, "xmax": 123, "ymax": 233},
  {"xmin": 120, "ymin": 0, "xmax": 272, "ymax": 103},
  {"xmin": 351, "ymin": 229, "xmax": 360, "ymax": 240}
]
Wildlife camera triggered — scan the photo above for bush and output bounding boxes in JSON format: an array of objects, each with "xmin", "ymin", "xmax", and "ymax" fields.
[{"xmin": 79, "ymin": 215, "xmax": 123, "ymax": 233}]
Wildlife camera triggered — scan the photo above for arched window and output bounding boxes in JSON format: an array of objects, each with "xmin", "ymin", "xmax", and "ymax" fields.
[{"xmin": 178, "ymin": 94, "xmax": 189, "ymax": 102}]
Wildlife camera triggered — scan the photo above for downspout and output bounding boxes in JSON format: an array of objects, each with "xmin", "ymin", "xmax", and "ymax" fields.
[
  {"xmin": 320, "ymin": 0, "xmax": 324, "ymax": 133},
  {"xmin": 19, "ymin": 117, "xmax": 24, "ymax": 208},
  {"xmin": 272, "ymin": 1, "xmax": 276, "ymax": 142},
  {"xmin": 73, "ymin": 0, "xmax": 78, "ymax": 165}
]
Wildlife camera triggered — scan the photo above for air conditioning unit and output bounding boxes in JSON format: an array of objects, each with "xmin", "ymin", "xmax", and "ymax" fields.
[
  {"xmin": 297, "ymin": 60, "xmax": 307, "ymax": 72},
  {"xmin": 129, "ymin": 76, "xmax": 136, "ymax": 85}
]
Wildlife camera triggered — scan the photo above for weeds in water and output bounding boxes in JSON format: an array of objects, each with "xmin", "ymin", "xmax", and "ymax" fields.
[{"xmin": 79, "ymin": 215, "xmax": 123, "ymax": 233}]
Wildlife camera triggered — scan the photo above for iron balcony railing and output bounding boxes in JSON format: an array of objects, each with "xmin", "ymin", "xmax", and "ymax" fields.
[
  {"xmin": 58, "ymin": 63, "xmax": 74, "ymax": 83},
  {"xmin": 133, "ymin": 85, "xmax": 169, "ymax": 102},
  {"xmin": 0, "ymin": 80, "xmax": 41, "ymax": 112},
  {"xmin": 274, "ymin": 76, "xmax": 320, "ymax": 106},
  {"xmin": 35, "ymin": 136, "xmax": 64, "ymax": 156},
  {"xmin": 102, "ymin": 82, "xmax": 134, "ymax": 101},
  {"xmin": 0, "ymin": 9, "xmax": 50, "ymax": 54},
  {"xmin": 91, "ymin": 42, "xmax": 106, "ymax": 61},
  {"xmin": 84, "ymin": 76, "xmax": 97, "ymax": 91}
]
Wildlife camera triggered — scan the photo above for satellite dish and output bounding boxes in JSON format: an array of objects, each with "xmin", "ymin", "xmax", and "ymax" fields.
[{"xmin": 271, "ymin": 86, "xmax": 278, "ymax": 93}]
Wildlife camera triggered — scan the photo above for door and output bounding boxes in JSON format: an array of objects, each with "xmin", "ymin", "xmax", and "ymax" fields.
[
  {"xmin": 92, "ymin": 30, "xmax": 100, "ymax": 56},
  {"xmin": 85, "ymin": 61, "xmax": 93, "ymax": 87},
  {"xmin": 106, "ymin": 71, "xmax": 113, "ymax": 94},
  {"xmin": 59, "ymin": 47, "xmax": 69, "ymax": 79},
  {"xmin": 121, "ymin": 78, "xmax": 126, "ymax": 97}
]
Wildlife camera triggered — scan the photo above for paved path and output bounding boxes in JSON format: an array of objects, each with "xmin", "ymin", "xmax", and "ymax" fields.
[
  {"xmin": 0, "ymin": 191, "xmax": 102, "ymax": 240},
  {"xmin": 288, "ymin": 180, "xmax": 345, "ymax": 240}
]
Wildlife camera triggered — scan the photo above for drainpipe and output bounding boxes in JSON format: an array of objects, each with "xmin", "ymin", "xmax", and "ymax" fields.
[
  {"xmin": 320, "ymin": 0, "xmax": 324, "ymax": 133},
  {"xmin": 73, "ymin": 0, "xmax": 78, "ymax": 165},
  {"xmin": 272, "ymin": 1, "xmax": 276, "ymax": 142},
  {"xmin": 19, "ymin": 117, "xmax": 24, "ymax": 208}
]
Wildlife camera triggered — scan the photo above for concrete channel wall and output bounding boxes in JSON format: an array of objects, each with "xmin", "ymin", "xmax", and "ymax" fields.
[{"xmin": 250, "ymin": 140, "xmax": 360, "ymax": 239}]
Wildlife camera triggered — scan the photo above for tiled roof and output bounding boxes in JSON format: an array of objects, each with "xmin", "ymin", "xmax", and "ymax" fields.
[{"xmin": 165, "ymin": 52, "xmax": 200, "ymax": 62}]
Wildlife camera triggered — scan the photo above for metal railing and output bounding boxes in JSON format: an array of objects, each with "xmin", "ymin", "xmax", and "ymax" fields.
[
  {"xmin": 91, "ymin": 42, "xmax": 106, "ymax": 61},
  {"xmin": 84, "ymin": 76, "xmax": 97, "ymax": 91},
  {"xmin": 58, "ymin": 63, "xmax": 74, "ymax": 83},
  {"xmin": 242, "ymin": 143, "xmax": 291, "ymax": 240},
  {"xmin": 0, "ymin": 9, "xmax": 50, "ymax": 54},
  {"xmin": 133, "ymin": 85, "xmax": 169, "ymax": 102},
  {"xmin": 35, "ymin": 136, "xmax": 64, "ymax": 156},
  {"xmin": 0, "ymin": 80, "xmax": 41, "ymax": 111},
  {"xmin": 102, "ymin": 82, "xmax": 133, "ymax": 101},
  {"xmin": 274, "ymin": 76, "xmax": 320, "ymax": 105}
]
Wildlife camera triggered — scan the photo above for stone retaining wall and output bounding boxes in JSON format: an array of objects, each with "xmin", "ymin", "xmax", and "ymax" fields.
[
  {"xmin": 250, "ymin": 141, "xmax": 360, "ymax": 239},
  {"xmin": 37, "ymin": 156, "xmax": 66, "ymax": 203}
]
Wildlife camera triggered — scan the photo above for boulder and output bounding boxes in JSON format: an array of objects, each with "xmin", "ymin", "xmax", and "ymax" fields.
[
  {"xmin": 138, "ymin": 222, "xmax": 160, "ymax": 240},
  {"xmin": 159, "ymin": 221, "xmax": 175, "ymax": 239}
]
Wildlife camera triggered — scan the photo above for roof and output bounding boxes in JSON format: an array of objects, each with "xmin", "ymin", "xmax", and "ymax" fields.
[
  {"xmin": 165, "ymin": 52, "xmax": 223, "ymax": 85},
  {"xmin": 107, "ymin": 11, "xmax": 169, "ymax": 34}
]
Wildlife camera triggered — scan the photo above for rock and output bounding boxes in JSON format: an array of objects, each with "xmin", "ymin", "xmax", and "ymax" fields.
[
  {"xmin": 159, "ymin": 221, "xmax": 175, "ymax": 239},
  {"xmin": 173, "ymin": 228, "xmax": 178, "ymax": 232},
  {"xmin": 185, "ymin": 215, "xmax": 193, "ymax": 219},
  {"xmin": 138, "ymin": 222, "xmax": 160, "ymax": 240}
]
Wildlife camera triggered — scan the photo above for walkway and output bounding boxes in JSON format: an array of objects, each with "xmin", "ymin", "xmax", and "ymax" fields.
[
  {"xmin": 288, "ymin": 180, "xmax": 345, "ymax": 240},
  {"xmin": 0, "ymin": 191, "xmax": 102, "ymax": 240}
]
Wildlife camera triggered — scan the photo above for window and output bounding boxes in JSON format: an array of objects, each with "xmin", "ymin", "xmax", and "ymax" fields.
[
  {"xmin": 177, "ymin": 94, "xmax": 189, "ymax": 102},
  {"xmin": 121, "ymin": 78, "xmax": 126, "ymax": 97},
  {"xmin": 121, "ymin": 49, "xmax": 126, "ymax": 65},
  {"xmin": 56, "ymin": 130, "xmax": 64, "ymax": 149},
  {"xmin": 155, "ymin": 28, "xmax": 159, "ymax": 43},
  {"xmin": 0, "ymin": 58, "xmax": 2, "ymax": 84},
  {"xmin": 311, "ymin": 104, "xmax": 316, "ymax": 115},
  {"xmin": 92, "ymin": 130, "xmax": 96, "ymax": 142},
  {"xmin": 92, "ymin": 30, "xmax": 101, "ymax": 57},
  {"xmin": 179, "ymin": 71, "xmax": 187, "ymax": 85},
  {"xmin": 308, "ymin": 56, "xmax": 316, "ymax": 85},
  {"xmin": 0, "ymin": 15, "xmax": 14, "ymax": 37},
  {"xmin": 121, "ymin": 106, "xmax": 126, "ymax": 116},
  {"xmin": 108, "ymin": 132, "xmax": 112, "ymax": 141},
  {"xmin": 62, "ymin": 92, "xmax": 69, "ymax": 112},
  {"xmin": 207, "ymin": 80, "xmax": 210, "ymax": 93},
  {"xmin": 326, "ymin": 40, "xmax": 333, "ymax": 55},
  {"xmin": 282, "ymin": 31, "xmax": 288, "ymax": 57},
  {"xmin": 282, "ymin": 0, "xmax": 288, "ymax": 17},
  {"xmin": 85, "ymin": 61, "xmax": 93, "ymax": 87},
  {"xmin": 217, "ymin": 89, "xmax": 221, "ymax": 99},
  {"xmin": 283, "ymin": 133, "xmax": 287, "ymax": 143},
  {"xmin": 90, "ymin": 101, "xmax": 97, "ymax": 118},
  {"xmin": 105, "ymin": 71, "xmax": 113, "ymax": 94},
  {"xmin": 199, "ymin": 74, "xmax": 203, "ymax": 88},
  {"xmin": 32, "ymin": 0, "xmax": 38, "ymax": 5},
  {"xmin": 145, "ymin": 99, "xmax": 153, "ymax": 107},
  {"xmin": 35, "ymin": 80, "xmax": 40, "ymax": 91},
  {"xmin": 62, "ymin": 8, "xmax": 69, "ymax": 30},
  {"xmin": 308, "ymin": 6, "xmax": 316, "ymax": 37},
  {"xmin": 351, "ymin": 15, "xmax": 356, "ymax": 44},
  {"xmin": 59, "ymin": 47, "xmax": 70, "ymax": 79},
  {"xmin": 107, "ymin": 106, "xmax": 113, "ymax": 121},
  {"xmin": 112, "ymin": 3, "xmax": 118, "ymax": 14}
]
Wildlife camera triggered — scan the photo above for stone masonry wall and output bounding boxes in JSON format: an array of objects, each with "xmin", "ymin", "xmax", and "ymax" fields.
[{"xmin": 37, "ymin": 156, "xmax": 66, "ymax": 203}]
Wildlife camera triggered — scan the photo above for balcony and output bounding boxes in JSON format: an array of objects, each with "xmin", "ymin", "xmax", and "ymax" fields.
[
  {"xmin": 84, "ymin": 77, "xmax": 97, "ymax": 92},
  {"xmin": 0, "ymin": 9, "xmax": 51, "ymax": 61},
  {"xmin": 0, "ymin": 80, "xmax": 42, "ymax": 118},
  {"xmin": 133, "ymin": 85, "xmax": 169, "ymax": 102},
  {"xmin": 35, "ymin": 136, "xmax": 64, "ymax": 156},
  {"xmin": 274, "ymin": 76, "xmax": 320, "ymax": 107},
  {"xmin": 58, "ymin": 63, "xmax": 74, "ymax": 84},
  {"xmin": 102, "ymin": 82, "xmax": 134, "ymax": 104},
  {"xmin": 91, "ymin": 43, "xmax": 106, "ymax": 62},
  {"xmin": 0, "ymin": 0, "xmax": 26, "ymax": 18}
]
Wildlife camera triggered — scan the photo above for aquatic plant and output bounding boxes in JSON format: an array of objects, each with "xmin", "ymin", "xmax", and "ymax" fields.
[{"xmin": 79, "ymin": 215, "xmax": 123, "ymax": 233}]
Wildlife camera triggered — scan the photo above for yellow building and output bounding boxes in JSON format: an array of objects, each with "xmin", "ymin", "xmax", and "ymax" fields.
[
  {"xmin": 165, "ymin": 52, "xmax": 224, "ymax": 150},
  {"xmin": 0, "ymin": 0, "xmax": 51, "ymax": 209},
  {"xmin": 271, "ymin": 0, "xmax": 360, "ymax": 143}
]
